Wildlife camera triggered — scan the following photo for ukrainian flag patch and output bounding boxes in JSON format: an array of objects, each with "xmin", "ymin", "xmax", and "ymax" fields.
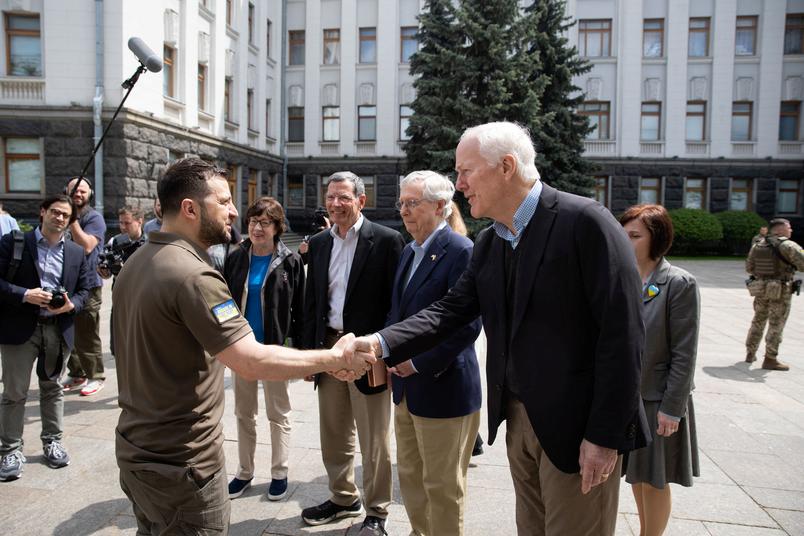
[{"xmin": 212, "ymin": 299, "xmax": 240, "ymax": 324}]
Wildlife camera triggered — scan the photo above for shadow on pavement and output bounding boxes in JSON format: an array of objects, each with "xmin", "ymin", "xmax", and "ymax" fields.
[
  {"xmin": 702, "ymin": 362, "xmax": 770, "ymax": 383},
  {"xmin": 52, "ymin": 498, "xmax": 133, "ymax": 535}
]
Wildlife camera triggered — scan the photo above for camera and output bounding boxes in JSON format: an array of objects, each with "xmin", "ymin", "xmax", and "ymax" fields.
[
  {"xmin": 98, "ymin": 235, "xmax": 143, "ymax": 276},
  {"xmin": 43, "ymin": 286, "xmax": 68, "ymax": 309},
  {"xmin": 311, "ymin": 207, "xmax": 329, "ymax": 233}
]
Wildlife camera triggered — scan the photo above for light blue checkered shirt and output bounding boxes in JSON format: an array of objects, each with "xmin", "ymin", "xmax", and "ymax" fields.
[{"xmin": 492, "ymin": 180, "xmax": 542, "ymax": 249}]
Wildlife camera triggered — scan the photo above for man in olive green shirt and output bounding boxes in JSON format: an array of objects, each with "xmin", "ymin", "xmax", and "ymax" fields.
[{"xmin": 113, "ymin": 158, "xmax": 373, "ymax": 534}]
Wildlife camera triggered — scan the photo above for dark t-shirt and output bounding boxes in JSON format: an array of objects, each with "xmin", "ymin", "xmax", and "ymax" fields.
[
  {"xmin": 78, "ymin": 208, "xmax": 106, "ymax": 288},
  {"xmin": 113, "ymin": 232, "xmax": 252, "ymax": 478}
]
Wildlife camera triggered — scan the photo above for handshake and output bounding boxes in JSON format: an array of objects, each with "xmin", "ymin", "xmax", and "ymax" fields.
[{"xmin": 328, "ymin": 334, "xmax": 384, "ymax": 382}]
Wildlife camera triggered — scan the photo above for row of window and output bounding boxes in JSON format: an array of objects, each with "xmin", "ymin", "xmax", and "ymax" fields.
[
  {"xmin": 578, "ymin": 13, "xmax": 804, "ymax": 59},
  {"xmin": 288, "ymin": 26, "xmax": 417, "ymax": 66},
  {"xmin": 285, "ymin": 175, "xmax": 377, "ymax": 209},
  {"xmin": 579, "ymin": 100, "xmax": 801, "ymax": 142},
  {"xmin": 593, "ymin": 176, "xmax": 801, "ymax": 214},
  {"xmin": 289, "ymin": 105, "xmax": 413, "ymax": 143}
]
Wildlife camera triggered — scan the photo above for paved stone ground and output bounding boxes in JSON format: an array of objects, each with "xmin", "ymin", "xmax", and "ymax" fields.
[{"xmin": 1, "ymin": 259, "xmax": 803, "ymax": 535}]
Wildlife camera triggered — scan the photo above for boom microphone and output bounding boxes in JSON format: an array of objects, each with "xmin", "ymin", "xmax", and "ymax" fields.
[{"xmin": 128, "ymin": 37, "xmax": 163, "ymax": 73}]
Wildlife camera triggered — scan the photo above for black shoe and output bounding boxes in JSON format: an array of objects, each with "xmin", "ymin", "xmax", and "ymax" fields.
[
  {"xmin": 472, "ymin": 434, "xmax": 484, "ymax": 456},
  {"xmin": 301, "ymin": 499, "xmax": 364, "ymax": 526},
  {"xmin": 356, "ymin": 516, "xmax": 387, "ymax": 536}
]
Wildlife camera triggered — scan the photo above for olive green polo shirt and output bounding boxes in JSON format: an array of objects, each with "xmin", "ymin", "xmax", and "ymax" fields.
[{"xmin": 112, "ymin": 232, "xmax": 252, "ymax": 478}]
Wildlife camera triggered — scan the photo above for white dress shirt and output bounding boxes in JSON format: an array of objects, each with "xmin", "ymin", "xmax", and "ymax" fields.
[{"xmin": 327, "ymin": 215, "xmax": 365, "ymax": 331}]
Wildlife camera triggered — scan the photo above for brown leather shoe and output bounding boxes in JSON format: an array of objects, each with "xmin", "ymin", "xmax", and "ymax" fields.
[
  {"xmin": 745, "ymin": 352, "xmax": 756, "ymax": 363},
  {"xmin": 762, "ymin": 358, "xmax": 790, "ymax": 371}
]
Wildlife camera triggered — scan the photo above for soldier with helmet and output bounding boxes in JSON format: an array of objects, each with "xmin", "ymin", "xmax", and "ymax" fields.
[{"xmin": 745, "ymin": 218, "xmax": 804, "ymax": 371}]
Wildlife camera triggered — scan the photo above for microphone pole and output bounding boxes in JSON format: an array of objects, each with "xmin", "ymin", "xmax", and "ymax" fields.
[{"xmin": 71, "ymin": 61, "xmax": 148, "ymax": 196}]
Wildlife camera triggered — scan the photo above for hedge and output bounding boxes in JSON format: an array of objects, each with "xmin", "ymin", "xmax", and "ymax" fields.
[
  {"xmin": 668, "ymin": 208, "xmax": 724, "ymax": 255},
  {"xmin": 714, "ymin": 210, "xmax": 767, "ymax": 255}
]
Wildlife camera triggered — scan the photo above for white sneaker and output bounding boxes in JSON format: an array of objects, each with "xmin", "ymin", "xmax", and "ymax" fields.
[
  {"xmin": 61, "ymin": 376, "xmax": 87, "ymax": 392},
  {"xmin": 80, "ymin": 380, "xmax": 105, "ymax": 396}
]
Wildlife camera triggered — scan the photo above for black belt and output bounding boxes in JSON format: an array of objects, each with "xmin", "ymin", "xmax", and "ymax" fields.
[
  {"xmin": 37, "ymin": 316, "xmax": 58, "ymax": 325},
  {"xmin": 325, "ymin": 327, "xmax": 345, "ymax": 338}
]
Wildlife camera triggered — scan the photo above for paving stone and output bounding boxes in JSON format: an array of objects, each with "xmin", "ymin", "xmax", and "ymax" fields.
[
  {"xmin": 767, "ymin": 509, "xmax": 804, "ymax": 535},
  {"xmin": 704, "ymin": 522, "xmax": 787, "ymax": 535},
  {"xmin": 743, "ymin": 486, "xmax": 804, "ymax": 511},
  {"xmin": 706, "ymin": 450, "xmax": 804, "ymax": 491}
]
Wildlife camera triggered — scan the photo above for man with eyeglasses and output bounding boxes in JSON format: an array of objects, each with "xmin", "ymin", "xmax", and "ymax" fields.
[
  {"xmin": 0, "ymin": 195, "xmax": 93, "ymax": 481},
  {"xmin": 301, "ymin": 171, "xmax": 404, "ymax": 535}
]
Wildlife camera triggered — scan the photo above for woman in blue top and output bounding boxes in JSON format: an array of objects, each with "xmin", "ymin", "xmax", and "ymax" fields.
[{"xmin": 223, "ymin": 197, "xmax": 305, "ymax": 502}]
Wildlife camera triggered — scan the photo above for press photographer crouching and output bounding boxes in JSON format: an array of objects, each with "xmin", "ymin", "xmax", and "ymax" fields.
[
  {"xmin": 298, "ymin": 206, "xmax": 330, "ymax": 264},
  {"xmin": 0, "ymin": 195, "xmax": 93, "ymax": 481},
  {"xmin": 98, "ymin": 207, "xmax": 146, "ymax": 357}
]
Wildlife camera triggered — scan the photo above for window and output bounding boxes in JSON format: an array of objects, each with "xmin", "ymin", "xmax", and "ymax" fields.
[
  {"xmin": 784, "ymin": 14, "xmax": 804, "ymax": 54},
  {"xmin": 4, "ymin": 13, "xmax": 41, "ymax": 76},
  {"xmin": 688, "ymin": 17, "xmax": 710, "ymax": 57},
  {"xmin": 578, "ymin": 19, "xmax": 612, "ymax": 57},
  {"xmin": 247, "ymin": 169, "xmax": 258, "ymax": 207},
  {"xmin": 401, "ymin": 26, "xmax": 417, "ymax": 62},
  {"xmin": 735, "ymin": 16, "xmax": 758, "ymax": 56},
  {"xmin": 323, "ymin": 29, "xmax": 340, "ymax": 65},
  {"xmin": 358, "ymin": 105, "xmax": 377, "ymax": 141},
  {"xmin": 3, "ymin": 138, "xmax": 41, "ymax": 192},
  {"xmin": 579, "ymin": 101, "xmax": 610, "ymax": 140},
  {"xmin": 322, "ymin": 106, "xmax": 340, "ymax": 141},
  {"xmin": 643, "ymin": 19, "xmax": 664, "ymax": 58},
  {"xmin": 639, "ymin": 178, "xmax": 662, "ymax": 204},
  {"xmin": 266, "ymin": 19, "xmax": 272, "ymax": 57},
  {"xmin": 779, "ymin": 101, "xmax": 800, "ymax": 141},
  {"xmin": 286, "ymin": 175, "xmax": 304, "ymax": 208},
  {"xmin": 730, "ymin": 178, "xmax": 753, "ymax": 211},
  {"xmin": 226, "ymin": 0, "xmax": 233, "ymax": 27},
  {"xmin": 778, "ymin": 179, "xmax": 800, "ymax": 213},
  {"xmin": 265, "ymin": 98, "xmax": 272, "ymax": 137},
  {"xmin": 731, "ymin": 101, "xmax": 753, "ymax": 141},
  {"xmin": 640, "ymin": 102, "xmax": 661, "ymax": 141},
  {"xmin": 248, "ymin": 3, "xmax": 255, "ymax": 44},
  {"xmin": 247, "ymin": 89, "xmax": 255, "ymax": 130},
  {"xmin": 288, "ymin": 106, "xmax": 304, "ymax": 142},
  {"xmin": 594, "ymin": 177, "xmax": 609, "ymax": 207},
  {"xmin": 197, "ymin": 64, "xmax": 207, "ymax": 111},
  {"xmin": 362, "ymin": 176, "xmax": 376, "ymax": 208},
  {"xmin": 400, "ymin": 105, "xmax": 413, "ymax": 141},
  {"xmin": 163, "ymin": 45, "xmax": 176, "ymax": 97},
  {"xmin": 360, "ymin": 27, "xmax": 377, "ymax": 63},
  {"xmin": 684, "ymin": 178, "xmax": 707, "ymax": 209},
  {"xmin": 226, "ymin": 165, "xmax": 238, "ymax": 205},
  {"xmin": 224, "ymin": 78, "xmax": 233, "ymax": 122},
  {"xmin": 289, "ymin": 30, "xmax": 305, "ymax": 65},
  {"xmin": 686, "ymin": 101, "xmax": 706, "ymax": 141}
]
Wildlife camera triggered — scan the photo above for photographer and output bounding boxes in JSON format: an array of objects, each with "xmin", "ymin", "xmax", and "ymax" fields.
[
  {"xmin": 99, "ymin": 207, "xmax": 146, "ymax": 357},
  {"xmin": 0, "ymin": 195, "xmax": 93, "ymax": 481},
  {"xmin": 298, "ymin": 206, "xmax": 330, "ymax": 265}
]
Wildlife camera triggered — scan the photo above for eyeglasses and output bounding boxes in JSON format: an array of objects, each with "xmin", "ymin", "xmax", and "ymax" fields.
[
  {"xmin": 248, "ymin": 219, "xmax": 274, "ymax": 230},
  {"xmin": 325, "ymin": 194, "xmax": 356, "ymax": 204},
  {"xmin": 47, "ymin": 208, "xmax": 71, "ymax": 220},
  {"xmin": 395, "ymin": 199, "xmax": 426, "ymax": 211}
]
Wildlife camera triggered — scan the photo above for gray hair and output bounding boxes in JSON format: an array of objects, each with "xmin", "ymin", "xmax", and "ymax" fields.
[
  {"xmin": 460, "ymin": 122, "xmax": 540, "ymax": 183},
  {"xmin": 327, "ymin": 171, "xmax": 365, "ymax": 197},
  {"xmin": 400, "ymin": 170, "xmax": 455, "ymax": 219}
]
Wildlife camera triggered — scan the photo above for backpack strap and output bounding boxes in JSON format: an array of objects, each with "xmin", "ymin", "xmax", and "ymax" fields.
[
  {"xmin": 6, "ymin": 229, "xmax": 25, "ymax": 281},
  {"xmin": 767, "ymin": 237, "xmax": 797, "ymax": 270}
]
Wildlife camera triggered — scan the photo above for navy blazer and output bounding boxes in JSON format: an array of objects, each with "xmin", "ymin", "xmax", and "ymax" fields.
[
  {"xmin": 386, "ymin": 226, "xmax": 482, "ymax": 419},
  {"xmin": 379, "ymin": 183, "xmax": 650, "ymax": 474},
  {"xmin": 0, "ymin": 229, "xmax": 92, "ymax": 350}
]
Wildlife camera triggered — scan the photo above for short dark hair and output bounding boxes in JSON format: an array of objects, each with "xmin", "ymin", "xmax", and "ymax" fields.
[
  {"xmin": 40, "ymin": 194, "xmax": 77, "ymax": 225},
  {"xmin": 245, "ymin": 197, "xmax": 286, "ymax": 243},
  {"xmin": 769, "ymin": 218, "xmax": 791, "ymax": 232},
  {"xmin": 619, "ymin": 204, "xmax": 674, "ymax": 260},
  {"xmin": 118, "ymin": 206, "xmax": 145, "ymax": 220},
  {"xmin": 157, "ymin": 158, "xmax": 229, "ymax": 217}
]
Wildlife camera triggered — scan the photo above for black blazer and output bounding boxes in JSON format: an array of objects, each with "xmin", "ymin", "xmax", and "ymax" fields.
[
  {"xmin": 379, "ymin": 183, "xmax": 650, "ymax": 473},
  {"xmin": 386, "ymin": 226, "xmax": 482, "ymax": 419},
  {"xmin": 0, "ymin": 229, "xmax": 92, "ymax": 350},
  {"xmin": 303, "ymin": 217, "xmax": 405, "ymax": 395}
]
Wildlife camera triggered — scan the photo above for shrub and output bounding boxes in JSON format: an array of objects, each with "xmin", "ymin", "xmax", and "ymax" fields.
[
  {"xmin": 668, "ymin": 208, "xmax": 723, "ymax": 255},
  {"xmin": 714, "ymin": 210, "xmax": 767, "ymax": 255}
]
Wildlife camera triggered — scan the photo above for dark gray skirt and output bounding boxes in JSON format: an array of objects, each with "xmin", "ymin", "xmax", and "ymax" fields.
[{"xmin": 625, "ymin": 396, "xmax": 700, "ymax": 489}]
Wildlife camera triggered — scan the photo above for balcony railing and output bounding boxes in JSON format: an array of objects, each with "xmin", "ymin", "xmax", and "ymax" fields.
[
  {"xmin": 583, "ymin": 140, "xmax": 616, "ymax": 155},
  {"xmin": 355, "ymin": 141, "xmax": 376, "ymax": 155},
  {"xmin": 0, "ymin": 77, "xmax": 45, "ymax": 103},
  {"xmin": 319, "ymin": 142, "xmax": 340, "ymax": 156},
  {"xmin": 685, "ymin": 142, "xmax": 709, "ymax": 156},
  {"xmin": 778, "ymin": 142, "xmax": 803, "ymax": 155},
  {"xmin": 732, "ymin": 142, "xmax": 755, "ymax": 156},
  {"xmin": 640, "ymin": 142, "xmax": 664, "ymax": 156},
  {"xmin": 286, "ymin": 142, "xmax": 304, "ymax": 156}
]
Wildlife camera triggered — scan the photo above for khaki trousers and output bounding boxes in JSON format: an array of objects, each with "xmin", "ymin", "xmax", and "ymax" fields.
[
  {"xmin": 67, "ymin": 286, "xmax": 104, "ymax": 380},
  {"xmin": 395, "ymin": 396, "xmax": 479, "ymax": 536},
  {"xmin": 317, "ymin": 372, "xmax": 392, "ymax": 519},
  {"xmin": 505, "ymin": 398, "xmax": 621, "ymax": 536},
  {"xmin": 233, "ymin": 373, "xmax": 291, "ymax": 480}
]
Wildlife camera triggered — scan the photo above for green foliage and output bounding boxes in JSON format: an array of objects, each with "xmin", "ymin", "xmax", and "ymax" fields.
[
  {"xmin": 668, "ymin": 209, "xmax": 724, "ymax": 255},
  {"xmin": 714, "ymin": 210, "xmax": 768, "ymax": 255},
  {"xmin": 405, "ymin": 0, "xmax": 594, "ymax": 229},
  {"xmin": 18, "ymin": 221, "xmax": 33, "ymax": 232}
]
